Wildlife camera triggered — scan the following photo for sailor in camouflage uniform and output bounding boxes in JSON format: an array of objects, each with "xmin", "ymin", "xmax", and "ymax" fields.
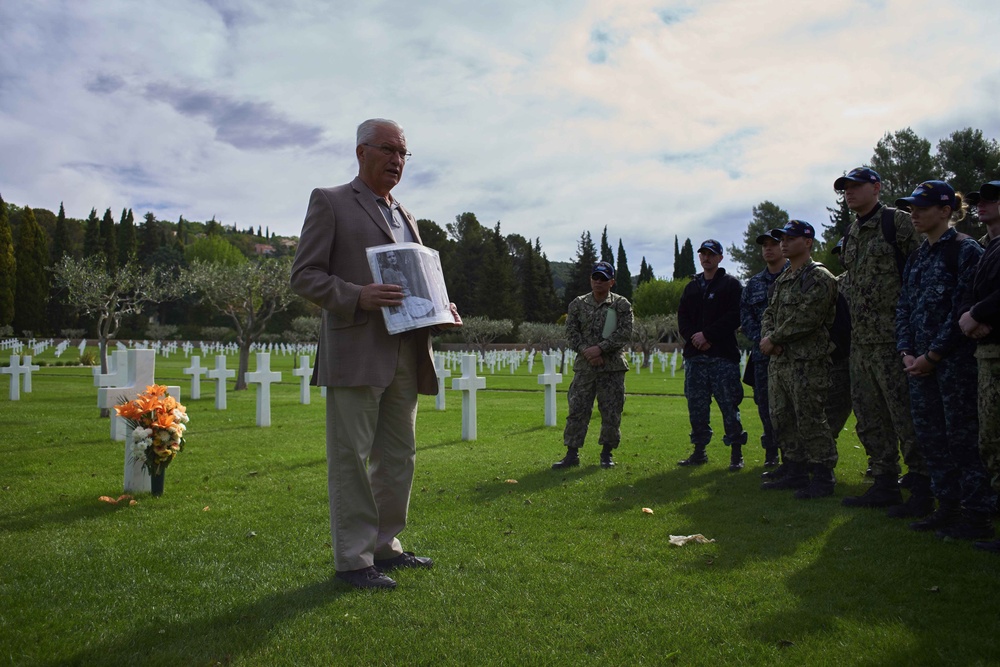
[
  {"xmin": 758, "ymin": 220, "xmax": 840, "ymax": 499},
  {"xmin": 960, "ymin": 181, "xmax": 1000, "ymax": 553},
  {"xmin": 740, "ymin": 230, "xmax": 788, "ymax": 468},
  {"xmin": 552, "ymin": 261, "xmax": 633, "ymax": 470},
  {"xmin": 895, "ymin": 181, "xmax": 994, "ymax": 540},
  {"xmin": 835, "ymin": 167, "xmax": 929, "ymax": 512}
]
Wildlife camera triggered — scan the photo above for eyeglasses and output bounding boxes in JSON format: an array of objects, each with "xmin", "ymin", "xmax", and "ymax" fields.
[
  {"xmin": 591, "ymin": 275, "xmax": 610, "ymax": 282},
  {"xmin": 362, "ymin": 143, "xmax": 411, "ymax": 161}
]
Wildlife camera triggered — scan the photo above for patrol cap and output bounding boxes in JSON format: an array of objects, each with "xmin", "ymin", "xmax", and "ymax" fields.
[
  {"xmin": 756, "ymin": 230, "xmax": 782, "ymax": 244},
  {"xmin": 894, "ymin": 180, "xmax": 957, "ymax": 211},
  {"xmin": 965, "ymin": 181, "xmax": 1000, "ymax": 206},
  {"xmin": 771, "ymin": 219, "xmax": 815, "ymax": 239},
  {"xmin": 591, "ymin": 261, "xmax": 615, "ymax": 280},
  {"xmin": 831, "ymin": 236, "xmax": 845, "ymax": 255},
  {"xmin": 834, "ymin": 167, "xmax": 881, "ymax": 191},
  {"xmin": 698, "ymin": 239, "xmax": 724, "ymax": 255}
]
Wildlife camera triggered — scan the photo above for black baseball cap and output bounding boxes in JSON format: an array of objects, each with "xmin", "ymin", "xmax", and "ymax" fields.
[
  {"xmin": 592, "ymin": 261, "xmax": 615, "ymax": 280},
  {"xmin": 834, "ymin": 167, "xmax": 881, "ymax": 191},
  {"xmin": 965, "ymin": 181, "xmax": 1000, "ymax": 206}
]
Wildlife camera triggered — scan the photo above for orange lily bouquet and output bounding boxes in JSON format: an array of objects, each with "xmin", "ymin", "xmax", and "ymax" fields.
[{"xmin": 114, "ymin": 385, "xmax": 190, "ymax": 476}]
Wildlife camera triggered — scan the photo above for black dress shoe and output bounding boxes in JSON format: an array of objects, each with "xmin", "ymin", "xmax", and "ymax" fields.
[
  {"xmin": 336, "ymin": 566, "xmax": 397, "ymax": 589},
  {"xmin": 374, "ymin": 551, "xmax": 434, "ymax": 572}
]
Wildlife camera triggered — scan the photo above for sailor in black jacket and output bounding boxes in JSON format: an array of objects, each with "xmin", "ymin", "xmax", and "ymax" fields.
[{"xmin": 676, "ymin": 239, "xmax": 748, "ymax": 470}]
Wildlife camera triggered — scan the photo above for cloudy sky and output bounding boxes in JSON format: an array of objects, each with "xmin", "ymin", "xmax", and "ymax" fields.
[{"xmin": 2, "ymin": 0, "xmax": 999, "ymax": 276}]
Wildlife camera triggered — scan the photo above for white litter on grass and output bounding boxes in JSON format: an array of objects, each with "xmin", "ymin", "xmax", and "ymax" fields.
[{"xmin": 668, "ymin": 534, "xmax": 715, "ymax": 547}]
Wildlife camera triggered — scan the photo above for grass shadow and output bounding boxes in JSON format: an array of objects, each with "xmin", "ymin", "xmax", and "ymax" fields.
[
  {"xmin": 598, "ymin": 463, "xmax": 840, "ymax": 569},
  {"xmin": 46, "ymin": 577, "xmax": 353, "ymax": 667},
  {"xmin": 471, "ymin": 464, "xmax": 602, "ymax": 501},
  {"xmin": 739, "ymin": 512, "xmax": 1000, "ymax": 664},
  {"xmin": 0, "ymin": 494, "xmax": 130, "ymax": 534}
]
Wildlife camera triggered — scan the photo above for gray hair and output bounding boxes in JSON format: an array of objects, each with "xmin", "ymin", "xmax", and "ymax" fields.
[{"xmin": 356, "ymin": 118, "xmax": 404, "ymax": 146}]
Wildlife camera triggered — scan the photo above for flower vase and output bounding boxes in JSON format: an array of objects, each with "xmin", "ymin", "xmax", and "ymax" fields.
[{"xmin": 150, "ymin": 468, "xmax": 166, "ymax": 497}]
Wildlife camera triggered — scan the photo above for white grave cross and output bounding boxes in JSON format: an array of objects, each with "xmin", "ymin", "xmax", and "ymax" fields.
[
  {"xmin": 245, "ymin": 352, "xmax": 282, "ymax": 427},
  {"xmin": 207, "ymin": 355, "xmax": 236, "ymax": 410},
  {"xmin": 183, "ymin": 355, "xmax": 207, "ymax": 400},
  {"xmin": 537, "ymin": 353, "xmax": 563, "ymax": 427},
  {"xmin": 2, "ymin": 354, "xmax": 28, "ymax": 401},
  {"xmin": 433, "ymin": 354, "xmax": 451, "ymax": 411},
  {"xmin": 451, "ymin": 354, "xmax": 485, "ymax": 441},
  {"xmin": 20, "ymin": 356, "xmax": 40, "ymax": 393},
  {"xmin": 291, "ymin": 355, "xmax": 313, "ymax": 405}
]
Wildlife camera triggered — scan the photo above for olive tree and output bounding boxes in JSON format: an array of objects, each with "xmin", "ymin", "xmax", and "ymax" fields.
[{"xmin": 180, "ymin": 258, "xmax": 297, "ymax": 389}]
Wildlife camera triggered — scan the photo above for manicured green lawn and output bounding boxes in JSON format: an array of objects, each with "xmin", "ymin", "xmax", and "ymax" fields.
[{"xmin": 1, "ymin": 348, "xmax": 998, "ymax": 666}]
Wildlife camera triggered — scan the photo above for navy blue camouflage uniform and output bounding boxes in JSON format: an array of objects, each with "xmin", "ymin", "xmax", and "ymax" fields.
[
  {"xmin": 678, "ymin": 268, "xmax": 748, "ymax": 448},
  {"xmin": 896, "ymin": 228, "xmax": 996, "ymax": 515},
  {"xmin": 740, "ymin": 263, "xmax": 786, "ymax": 452}
]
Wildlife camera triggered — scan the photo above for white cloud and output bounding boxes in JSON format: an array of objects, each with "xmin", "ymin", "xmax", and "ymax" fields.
[{"xmin": 1, "ymin": 0, "xmax": 999, "ymax": 280}]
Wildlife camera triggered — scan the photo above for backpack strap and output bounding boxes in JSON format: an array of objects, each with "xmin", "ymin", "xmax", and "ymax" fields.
[
  {"xmin": 943, "ymin": 232, "xmax": 971, "ymax": 276},
  {"xmin": 905, "ymin": 232, "xmax": 973, "ymax": 278},
  {"xmin": 880, "ymin": 206, "xmax": 908, "ymax": 277}
]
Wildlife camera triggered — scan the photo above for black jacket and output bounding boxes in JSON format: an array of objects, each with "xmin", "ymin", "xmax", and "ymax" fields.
[
  {"xmin": 678, "ymin": 268, "xmax": 743, "ymax": 362},
  {"xmin": 961, "ymin": 235, "xmax": 1000, "ymax": 347}
]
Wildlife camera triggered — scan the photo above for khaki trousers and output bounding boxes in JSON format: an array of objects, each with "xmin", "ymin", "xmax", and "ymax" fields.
[{"xmin": 325, "ymin": 335, "xmax": 419, "ymax": 571}]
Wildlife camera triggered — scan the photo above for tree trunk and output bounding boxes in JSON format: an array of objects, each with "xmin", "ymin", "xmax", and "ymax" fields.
[
  {"xmin": 98, "ymin": 315, "xmax": 110, "ymax": 418},
  {"xmin": 235, "ymin": 340, "xmax": 251, "ymax": 390}
]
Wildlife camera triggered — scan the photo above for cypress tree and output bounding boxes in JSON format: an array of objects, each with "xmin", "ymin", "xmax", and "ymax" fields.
[
  {"xmin": 46, "ymin": 203, "xmax": 72, "ymax": 333},
  {"xmin": 100, "ymin": 208, "xmax": 117, "ymax": 270},
  {"xmin": 679, "ymin": 238, "xmax": 696, "ymax": 277},
  {"xmin": 83, "ymin": 208, "xmax": 101, "ymax": 258},
  {"xmin": 615, "ymin": 239, "xmax": 633, "ymax": 299},
  {"xmin": 0, "ymin": 193, "xmax": 15, "ymax": 327},
  {"xmin": 672, "ymin": 236, "xmax": 681, "ymax": 279},
  {"xmin": 600, "ymin": 226, "xmax": 614, "ymax": 265},
  {"xmin": 638, "ymin": 257, "xmax": 655, "ymax": 285},
  {"xmin": 12, "ymin": 207, "xmax": 49, "ymax": 335},
  {"xmin": 174, "ymin": 215, "xmax": 186, "ymax": 251},
  {"xmin": 118, "ymin": 208, "xmax": 138, "ymax": 267},
  {"xmin": 566, "ymin": 231, "xmax": 598, "ymax": 307},
  {"xmin": 534, "ymin": 240, "xmax": 561, "ymax": 322},
  {"xmin": 139, "ymin": 212, "xmax": 162, "ymax": 266}
]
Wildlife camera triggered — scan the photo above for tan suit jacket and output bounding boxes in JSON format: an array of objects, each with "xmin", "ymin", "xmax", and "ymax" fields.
[{"xmin": 290, "ymin": 176, "xmax": 437, "ymax": 394}]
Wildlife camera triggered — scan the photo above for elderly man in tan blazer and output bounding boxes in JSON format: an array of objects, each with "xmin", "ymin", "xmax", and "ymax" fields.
[{"xmin": 291, "ymin": 118, "xmax": 460, "ymax": 590}]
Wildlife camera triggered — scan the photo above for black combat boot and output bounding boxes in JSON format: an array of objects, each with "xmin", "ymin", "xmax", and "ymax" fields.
[
  {"xmin": 763, "ymin": 447, "xmax": 780, "ymax": 468},
  {"xmin": 761, "ymin": 461, "xmax": 809, "ymax": 490},
  {"xmin": 761, "ymin": 460, "xmax": 789, "ymax": 480},
  {"xmin": 936, "ymin": 510, "xmax": 996, "ymax": 541},
  {"xmin": 909, "ymin": 501, "xmax": 960, "ymax": 532},
  {"xmin": 728, "ymin": 444, "xmax": 744, "ymax": 472},
  {"xmin": 794, "ymin": 464, "xmax": 837, "ymax": 499},
  {"xmin": 551, "ymin": 447, "xmax": 580, "ymax": 470},
  {"xmin": 973, "ymin": 539, "xmax": 1000, "ymax": 554},
  {"xmin": 678, "ymin": 444, "xmax": 708, "ymax": 466},
  {"xmin": 886, "ymin": 474, "xmax": 934, "ymax": 519},
  {"xmin": 841, "ymin": 473, "xmax": 903, "ymax": 508},
  {"xmin": 600, "ymin": 446, "xmax": 615, "ymax": 469}
]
